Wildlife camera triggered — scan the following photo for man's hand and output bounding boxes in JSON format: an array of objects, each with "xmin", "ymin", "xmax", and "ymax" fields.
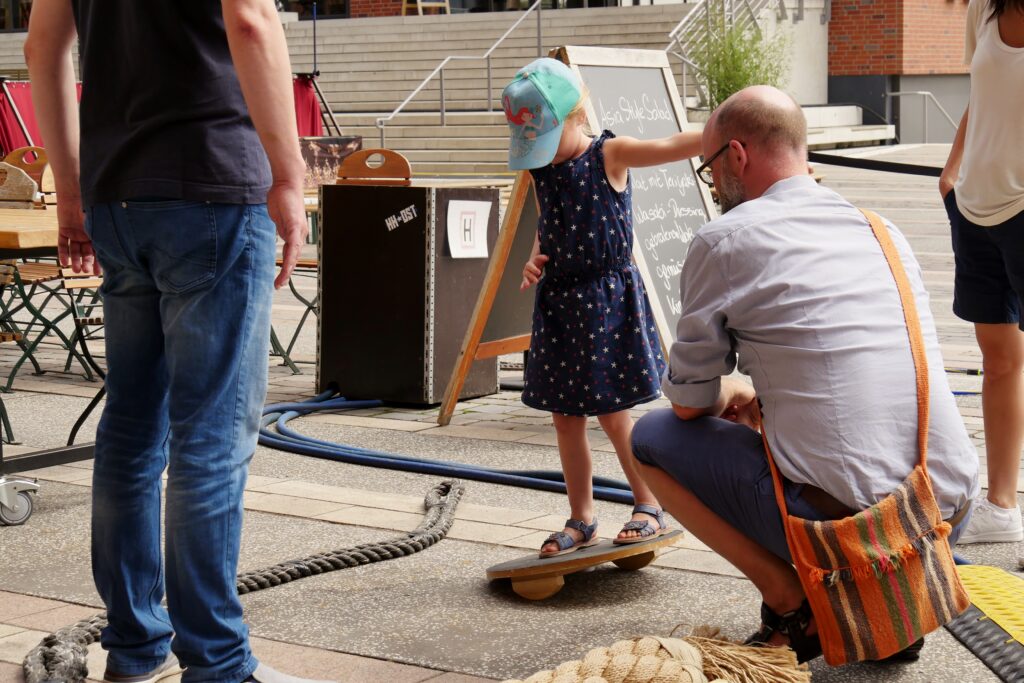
[
  {"xmin": 267, "ymin": 180, "xmax": 308, "ymax": 289},
  {"xmin": 520, "ymin": 253, "xmax": 549, "ymax": 290},
  {"xmin": 56, "ymin": 195, "xmax": 99, "ymax": 275},
  {"xmin": 721, "ymin": 394, "xmax": 758, "ymax": 430},
  {"xmin": 671, "ymin": 376, "xmax": 757, "ymax": 429},
  {"xmin": 718, "ymin": 377, "xmax": 756, "ymax": 429}
]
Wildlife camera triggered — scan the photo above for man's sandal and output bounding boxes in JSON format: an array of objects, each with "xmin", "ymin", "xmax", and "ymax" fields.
[
  {"xmin": 876, "ymin": 637, "xmax": 925, "ymax": 663},
  {"xmin": 539, "ymin": 517, "xmax": 599, "ymax": 558},
  {"xmin": 613, "ymin": 504, "xmax": 670, "ymax": 545},
  {"xmin": 744, "ymin": 599, "xmax": 822, "ymax": 664}
]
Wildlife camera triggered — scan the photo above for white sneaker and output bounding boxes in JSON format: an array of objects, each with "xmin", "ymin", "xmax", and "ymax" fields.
[{"xmin": 957, "ymin": 497, "xmax": 1023, "ymax": 544}]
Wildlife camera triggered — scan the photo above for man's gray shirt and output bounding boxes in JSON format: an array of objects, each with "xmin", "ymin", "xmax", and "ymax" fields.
[{"xmin": 663, "ymin": 175, "xmax": 979, "ymax": 517}]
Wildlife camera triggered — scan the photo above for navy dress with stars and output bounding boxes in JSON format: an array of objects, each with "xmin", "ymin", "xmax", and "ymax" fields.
[{"xmin": 523, "ymin": 130, "xmax": 665, "ymax": 416}]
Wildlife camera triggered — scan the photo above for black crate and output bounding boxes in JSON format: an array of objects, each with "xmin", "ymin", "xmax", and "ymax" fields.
[{"xmin": 317, "ymin": 184, "xmax": 500, "ymax": 405}]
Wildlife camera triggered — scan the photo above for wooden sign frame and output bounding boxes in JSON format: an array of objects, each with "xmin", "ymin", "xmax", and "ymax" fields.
[
  {"xmin": 554, "ymin": 45, "xmax": 717, "ymax": 348},
  {"xmin": 438, "ymin": 171, "xmax": 534, "ymax": 425}
]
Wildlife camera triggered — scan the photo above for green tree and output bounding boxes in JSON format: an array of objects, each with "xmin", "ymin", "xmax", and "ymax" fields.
[{"xmin": 693, "ymin": 4, "xmax": 790, "ymax": 110}]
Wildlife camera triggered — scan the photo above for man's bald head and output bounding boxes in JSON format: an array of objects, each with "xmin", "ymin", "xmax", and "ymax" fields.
[
  {"xmin": 708, "ymin": 86, "xmax": 807, "ymax": 159},
  {"xmin": 701, "ymin": 86, "xmax": 810, "ymax": 210}
]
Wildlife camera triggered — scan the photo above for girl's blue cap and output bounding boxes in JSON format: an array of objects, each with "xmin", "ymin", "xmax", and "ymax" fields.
[{"xmin": 501, "ymin": 58, "xmax": 583, "ymax": 170}]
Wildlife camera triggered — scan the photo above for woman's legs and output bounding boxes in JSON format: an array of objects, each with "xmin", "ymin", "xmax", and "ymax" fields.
[
  {"xmin": 948, "ymin": 202, "xmax": 1024, "ymax": 542},
  {"xmin": 596, "ymin": 409, "xmax": 663, "ymax": 540},
  {"xmin": 976, "ymin": 322, "xmax": 1024, "ymax": 509},
  {"xmin": 960, "ymin": 323, "xmax": 1024, "ymax": 543},
  {"xmin": 541, "ymin": 413, "xmax": 595, "ymax": 554}
]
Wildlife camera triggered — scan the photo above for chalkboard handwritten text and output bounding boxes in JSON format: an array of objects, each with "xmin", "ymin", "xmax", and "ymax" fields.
[{"xmin": 596, "ymin": 94, "xmax": 674, "ymax": 135}]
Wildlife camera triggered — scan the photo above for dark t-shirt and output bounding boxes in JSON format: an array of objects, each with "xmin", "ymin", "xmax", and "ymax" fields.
[{"xmin": 71, "ymin": 1, "xmax": 272, "ymax": 207}]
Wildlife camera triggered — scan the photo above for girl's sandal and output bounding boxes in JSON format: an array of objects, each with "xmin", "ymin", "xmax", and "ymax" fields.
[
  {"xmin": 744, "ymin": 599, "xmax": 822, "ymax": 664},
  {"xmin": 613, "ymin": 504, "xmax": 670, "ymax": 545},
  {"xmin": 538, "ymin": 517, "xmax": 599, "ymax": 558}
]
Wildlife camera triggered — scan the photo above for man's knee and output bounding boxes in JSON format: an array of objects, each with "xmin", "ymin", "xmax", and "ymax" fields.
[{"xmin": 631, "ymin": 408, "xmax": 682, "ymax": 468}]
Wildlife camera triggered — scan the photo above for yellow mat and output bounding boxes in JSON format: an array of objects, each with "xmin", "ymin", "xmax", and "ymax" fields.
[{"xmin": 958, "ymin": 565, "xmax": 1024, "ymax": 645}]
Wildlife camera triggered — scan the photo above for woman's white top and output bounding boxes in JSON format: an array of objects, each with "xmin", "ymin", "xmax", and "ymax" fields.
[{"xmin": 956, "ymin": 0, "xmax": 1024, "ymax": 226}]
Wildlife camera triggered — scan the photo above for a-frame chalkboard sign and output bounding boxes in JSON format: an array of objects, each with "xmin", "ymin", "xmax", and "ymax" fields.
[{"xmin": 438, "ymin": 46, "xmax": 716, "ymax": 426}]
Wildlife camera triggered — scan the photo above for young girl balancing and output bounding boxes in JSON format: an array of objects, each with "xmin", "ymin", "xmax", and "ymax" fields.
[{"xmin": 503, "ymin": 58, "xmax": 703, "ymax": 557}]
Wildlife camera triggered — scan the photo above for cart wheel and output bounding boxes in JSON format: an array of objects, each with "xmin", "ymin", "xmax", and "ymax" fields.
[{"xmin": 0, "ymin": 491, "xmax": 33, "ymax": 525}]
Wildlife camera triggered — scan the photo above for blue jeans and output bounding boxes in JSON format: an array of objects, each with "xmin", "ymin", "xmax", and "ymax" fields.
[{"xmin": 86, "ymin": 200, "xmax": 275, "ymax": 683}]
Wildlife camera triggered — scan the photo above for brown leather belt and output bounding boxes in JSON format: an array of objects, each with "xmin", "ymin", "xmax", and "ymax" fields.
[{"xmin": 798, "ymin": 483, "xmax": 971, "ymax": 528}]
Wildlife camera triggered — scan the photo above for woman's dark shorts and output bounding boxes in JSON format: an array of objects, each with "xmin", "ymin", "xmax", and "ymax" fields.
[{"xmin": 946, "ymin": 190, "xmax": 1024, "ymax": 330}]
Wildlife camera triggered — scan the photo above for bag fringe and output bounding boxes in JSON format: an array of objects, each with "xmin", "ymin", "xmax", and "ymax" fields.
[{"xmin": 810, "ymin": 523, "xmax": 951, "ymax": 586}]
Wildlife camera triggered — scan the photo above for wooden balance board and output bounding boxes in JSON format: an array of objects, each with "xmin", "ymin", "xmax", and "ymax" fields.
[{"xmin": 487, "ymin": 529, "xmax": 684, "ymax": 600}]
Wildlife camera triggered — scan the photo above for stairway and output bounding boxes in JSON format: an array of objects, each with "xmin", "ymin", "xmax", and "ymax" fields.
[
  {"xmin": 285, "ymin": 5, "xmax": 697, "ymax": 175},
  {"xmin": 285, "ymin": 5, "xmax": 696, "ymax": 114}
]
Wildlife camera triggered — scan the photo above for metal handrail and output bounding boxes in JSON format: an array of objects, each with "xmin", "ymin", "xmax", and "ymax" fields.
[
  {"xmin": 376, "ymin": 0, "xmax": 544, "ymax": 147},
  {"xmin": 887, "ymin": 91, "xmax": 958, "ymax": 143}
]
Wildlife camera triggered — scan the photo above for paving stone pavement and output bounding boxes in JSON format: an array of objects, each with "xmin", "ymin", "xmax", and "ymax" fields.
[{"xmin": 0, "ymin": 144, "xmax": 1021, "ymax": 682}]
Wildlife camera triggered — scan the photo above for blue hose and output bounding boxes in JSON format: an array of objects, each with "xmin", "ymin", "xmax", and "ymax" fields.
[{"xmin": 259, "ymin": 391, "xmax": 636, "ymax": 504}]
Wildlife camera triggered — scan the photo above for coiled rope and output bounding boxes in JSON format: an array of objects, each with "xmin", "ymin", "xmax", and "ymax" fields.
[
  {"xmin": 502, "ymin": 634, "xmax": 811, "ymax": 683},
  {"xmin": 23, "ymin": 480, "xmax": 464, "ymax": 683}
]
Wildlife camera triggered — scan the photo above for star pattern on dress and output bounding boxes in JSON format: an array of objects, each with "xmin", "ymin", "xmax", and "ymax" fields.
[{"xmin": 522, "ymin": 131, "xmax": 666, "ymax": 417}]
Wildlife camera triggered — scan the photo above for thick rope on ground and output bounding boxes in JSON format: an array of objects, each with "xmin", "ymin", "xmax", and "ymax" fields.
[
  {"xmin": 502, "ymin": 634, "xmax": 810, "ymax": 683},
  {"xmin": 22, "ymin": 480, "xmax": 464, "ymax": 683}
]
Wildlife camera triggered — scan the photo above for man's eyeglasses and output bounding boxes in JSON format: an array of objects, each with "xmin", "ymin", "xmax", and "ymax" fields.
[{"xmin": 695, "ymin": 140, "xmax": 744, "ymax": 187}]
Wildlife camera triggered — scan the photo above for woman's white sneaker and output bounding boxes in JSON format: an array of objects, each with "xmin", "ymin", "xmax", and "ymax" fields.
[{"xmin": 957, "ymin": 497, "xmax": 1023, "ymax": 544}]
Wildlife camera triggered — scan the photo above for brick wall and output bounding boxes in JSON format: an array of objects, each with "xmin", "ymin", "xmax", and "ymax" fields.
[
  {"xmin": 349, "ymin": 0, "xmax": 403, "ymax": 17},
  {"xmin": 828, "ymin": 0, "xmax": 902, "ymax": 76},
  {"xmin": 902, "ymin": 0, "xmax": 971, "ymax": 74},
  {"xmin": 829, "ymin": 0, "xmax": 970, "ymax": 76}
]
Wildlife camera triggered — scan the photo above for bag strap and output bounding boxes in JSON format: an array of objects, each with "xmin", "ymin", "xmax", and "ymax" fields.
[{"xmin": 759, "ymin": 209, "xmax": 931, "ymax": 519}]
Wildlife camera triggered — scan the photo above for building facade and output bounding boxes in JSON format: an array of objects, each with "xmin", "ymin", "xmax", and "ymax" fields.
[{"xmin": 828, "ymin": 0, "xmax": 971, "ymax": 143}]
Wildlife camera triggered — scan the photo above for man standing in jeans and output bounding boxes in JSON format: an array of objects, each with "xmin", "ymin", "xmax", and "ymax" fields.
[{"xmin": 25, "ymin": 2, "xmax": 329, "ymax": 682}]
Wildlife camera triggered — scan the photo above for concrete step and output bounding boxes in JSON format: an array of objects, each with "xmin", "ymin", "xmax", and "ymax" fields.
[
  {"xmin": 287, "ymin": 19, "xmax": 684, "ymax": 46},
  {"xmin": 337, "ymin": 111, "xmax": 507, "ymax": 125},
  {"xmin": 339, "ymin": 118, "xmax": 507, "ymax": 133},
  {"xmin": 346, "ymin": 135, "xmax": 507, "ymax": 149},
  {"xmin": 807, "ymin": 124, "xmax": 897, "ymax": 149},
  {"xmin": 283, "ymin": 6, "xmax": 689, "ymax": 35},
  {"xmin": 343, "ymin": 123, "xmax": 509, "ymax": 139},
  {"xmin": 410, "ymin": 160, "xmax": 511, "ymax": 174},
  {"xmin": 804, "ymin": 105, "xmax": 863, "ymax": 128},
  {"xmin": 402, "ymin": 148, "xmax": 507, "ymax": 162},
  {"xmin": 292, "ymin": 33, "xmax": 675, "ymax": 57}
]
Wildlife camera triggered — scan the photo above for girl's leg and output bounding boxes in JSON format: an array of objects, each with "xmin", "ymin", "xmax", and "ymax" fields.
[
  {"xmin": 542, "ymin": 413, "xmax": 595, "ymax": 554},
  {"xmin": 596, "ymin": 409, "xmax": 662, "ymax": 541},
  {"xmin": 976, "ymin": 323, "xmax": 1024, "ymax": 510}
]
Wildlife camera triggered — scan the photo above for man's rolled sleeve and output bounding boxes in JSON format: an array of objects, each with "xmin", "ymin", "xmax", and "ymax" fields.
[{"xmin": 661, "ymin": 235, "xmax": 736, "ymax": 409}]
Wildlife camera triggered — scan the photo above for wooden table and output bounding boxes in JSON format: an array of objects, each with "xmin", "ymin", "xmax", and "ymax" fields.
[{"xmin": 0, "ymin": 209, "xmax": 58, "ymax": 258}]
